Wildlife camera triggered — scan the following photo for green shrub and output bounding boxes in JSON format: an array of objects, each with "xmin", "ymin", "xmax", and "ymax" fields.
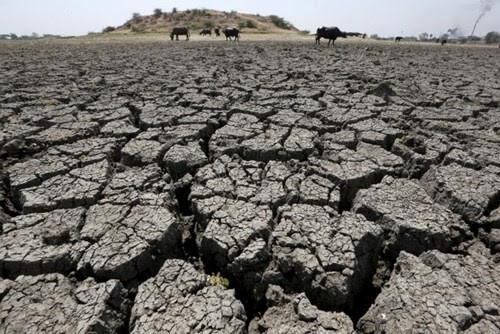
[
  {"xmin": 131, "ymin": 26, "xmax": 144, "ymax": 33},
  {"xmin": 246, "ymin": 20, "xmax": 257, "ymax": 29},
  {"xmin": 205, "ymin": 21, "xmax": 215, "ymax": 29},
  {"xmin": 123, "ymin": 22, "xmax": 131, "ymax": 29},
  {"xmin": 153, "ymin": 8, "xmax": 162, "ymax": 18},
  {"xmin": 132, "ymin": 12, "xmax": 140, "ymax": 20},
  {"xmin": 269, "ymin": 15, "xmax": 294, "ymax": 30},
  {"xmin": 485, "ymin": 31, "xmax": 500, "ymax": 44},
  {"xmin": 102, "ymin": 26, "xmax": 115, "ymax": 33},
  {"xmin": 172, "ymin": 7, "xmax": 178, "ymax": 14}
]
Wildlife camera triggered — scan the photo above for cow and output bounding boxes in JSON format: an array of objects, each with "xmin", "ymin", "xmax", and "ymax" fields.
[
  {"xmin": 170, "ymin": 27, "xmax": 189, "ymax": 41},
  {"xmin": 395, "ymin": 36, "xmax": 403, "ymax": 42},
  {"xmin": 315, "ymin": 26, "xmax": 347, "ymax": 46},
  {"xmin": 214, "ymin": 28, "xmax": 221, "ymax": 37},
  {"xmin": 436, "ymin": 38, "xmax": 447, "ymax": 45},
  {"xmin": 200, "ymin": 28, "xmax": 211, "ymax": 36},
  {"xmin": 223, "ymin": 27, "xmax": 240, "ymax": 41}
]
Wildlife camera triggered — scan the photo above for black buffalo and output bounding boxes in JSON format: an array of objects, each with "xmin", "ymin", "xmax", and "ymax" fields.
[
  {"xmin": 200, "ymin": 28, "xmax": 211, "ymax": 36},
  {"xmin": 214, "ymin": 28, "xmax": 221, "ymax": 37},
  {"xmin": 315, "ymin": 26, "xmax": 347, "ymax": 46},
  {"xmin": 170, "ymin": 27, "xmax": 189, "ymax": 41},
  {"xmin": 436, "ymin": 38, "xmax": 447, "ymax": 45},
  {"xmin": 223, "ymin": 28, "xmax": 240, "ymax": 41},
  {"xmin": 395, "ymin": 36, "xmax": 403, "ymax": 42}
]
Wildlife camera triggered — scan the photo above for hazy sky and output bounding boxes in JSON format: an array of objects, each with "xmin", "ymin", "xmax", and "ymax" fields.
[{"xmin": 1, "ymin": 0, "xmax": 499, "ymax": 37}]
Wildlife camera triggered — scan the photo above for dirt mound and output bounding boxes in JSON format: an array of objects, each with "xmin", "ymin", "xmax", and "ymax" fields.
[{"xmin": 114, "ymin": 9, "xmax": 299, "ymax": 34}]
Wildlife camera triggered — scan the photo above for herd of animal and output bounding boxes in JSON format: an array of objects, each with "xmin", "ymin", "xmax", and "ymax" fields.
[
  {"xmin": 170, "ymin": 26, "xmax": 454, "ymax": 46},
  {"xmin": 170, "ymin": 26, "xmax": 353, "ymax": 45},
  {"xmin": 170, "ymin": 27, "xmax": 240, "ymax": 41}
]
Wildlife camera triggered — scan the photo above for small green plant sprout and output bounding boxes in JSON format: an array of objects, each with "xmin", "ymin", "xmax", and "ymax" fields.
[{"xmin": 208, "ymin": 273, "xmax": 230, "ymax": 288}]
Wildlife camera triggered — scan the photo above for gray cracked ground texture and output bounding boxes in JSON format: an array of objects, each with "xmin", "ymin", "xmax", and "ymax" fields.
[{"xmin": 0, "ymin": 38, "xmax": 499, "ymax": 333}]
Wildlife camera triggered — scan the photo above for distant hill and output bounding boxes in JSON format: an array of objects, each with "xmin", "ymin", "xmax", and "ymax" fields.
[{"xmin": 110, "ymin": 9, "xmax": 300, "ymax": 34}]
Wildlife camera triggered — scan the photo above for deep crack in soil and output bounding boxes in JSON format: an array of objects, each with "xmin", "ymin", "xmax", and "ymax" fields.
[{"xmin": 1, "ymin": 38, "xmax": 500, "ymax": 333}]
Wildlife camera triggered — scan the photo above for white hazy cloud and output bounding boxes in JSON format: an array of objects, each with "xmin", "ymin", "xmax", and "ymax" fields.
[{"xmin": 0, "ymin": 0, "xmax": 499, "ymax": 37}]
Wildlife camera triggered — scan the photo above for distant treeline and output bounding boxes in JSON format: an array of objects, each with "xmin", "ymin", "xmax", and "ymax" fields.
[
  {"xmin": 370, "ymin": 31, "xmax": 500, "ymax": 44},
  {"xmin": 0, "ymin": 33, "xmax": 64, "ymax": 40}
]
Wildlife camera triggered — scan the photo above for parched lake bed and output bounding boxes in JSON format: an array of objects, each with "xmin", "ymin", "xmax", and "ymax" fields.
[{"xmin": 1, "ymin": 38, "xmax": 500, "ymax": 333}]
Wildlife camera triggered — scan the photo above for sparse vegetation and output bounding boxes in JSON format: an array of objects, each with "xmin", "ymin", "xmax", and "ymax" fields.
[
  {"xmin": 208, "ymin": 273, "xmax": 230, "ymax": 288},
  {"xmin": 246, "ymin": 20, "xmax": 257, "ymax": 29},
  {"xmin": 370, "ymin": 34, "xmax": 379, "ymax": 39},
  {"xmin": 132, "ymin": 12, "xmax": 140, "ymax": 20},
  {"xmin": 485, "ymin": 31, "xmax": 500, "ymax": 44},
  {"xmin": 131, "ymin": 26, "xmax": 144, "ymax": 33},
  {"xmin": 102, "ymin": 26, "xmax": 115, "ymax": 33},
  {"xmin": 419, "ymin": 32, "xmax": 429, "ymax": 40},
  {"xmin": 172, "ymin": 7, "xmax": 177, "ymax": 14},
  {"xmin": 153, "ymin": 8, "xmax": 163, "ymax": 18},
  {"xmin": 269, "ymin": 15, "xmax": 294, "ymax": 30}
]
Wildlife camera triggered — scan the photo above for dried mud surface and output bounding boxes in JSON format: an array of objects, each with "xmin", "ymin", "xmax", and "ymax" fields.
[{"xmin": 1, "ymin": 39, "xmax": 500, "ymax": 333}]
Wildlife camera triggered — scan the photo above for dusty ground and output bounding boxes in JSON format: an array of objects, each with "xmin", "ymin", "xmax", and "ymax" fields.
[{"xmin": 1, "ymin": 36, "xmax": 500, "ymax": 333}]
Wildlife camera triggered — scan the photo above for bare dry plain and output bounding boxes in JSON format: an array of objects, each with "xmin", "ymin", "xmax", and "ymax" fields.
[{"xmin": 1, "ymin": 35, "xmax": 500, "ymax": 333}]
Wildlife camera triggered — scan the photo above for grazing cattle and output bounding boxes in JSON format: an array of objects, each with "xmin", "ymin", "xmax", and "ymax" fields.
[
  {"xmin": 395, "ymin": 36, "xmax": 403, "ymax": 42},
  {"xmin": 214, "ymin": 28, "xmax": 221, "ymax": 37},
  {"xmin": 200, "ymin": 28, "xmax": 211, "ymax": 36},
  {"xmin": 170, "ymin": 27, "xmax": 189, "ymax": 41},
  {"xmin": 436, "ymin": 39, "xmax": 447, "ymax": 45},
  {"xmin": 223, "ymin": 27, "xmax": 240, "ymax": 41},
  {"xmin": 315, "ymin": 26, "xmax": 347, "ymax": 46}
]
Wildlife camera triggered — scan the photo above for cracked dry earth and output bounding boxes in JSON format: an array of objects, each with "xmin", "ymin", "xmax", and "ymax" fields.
[{"xmin": 0, "ymin": 39, "xmax": 499, "ymax": 334}]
